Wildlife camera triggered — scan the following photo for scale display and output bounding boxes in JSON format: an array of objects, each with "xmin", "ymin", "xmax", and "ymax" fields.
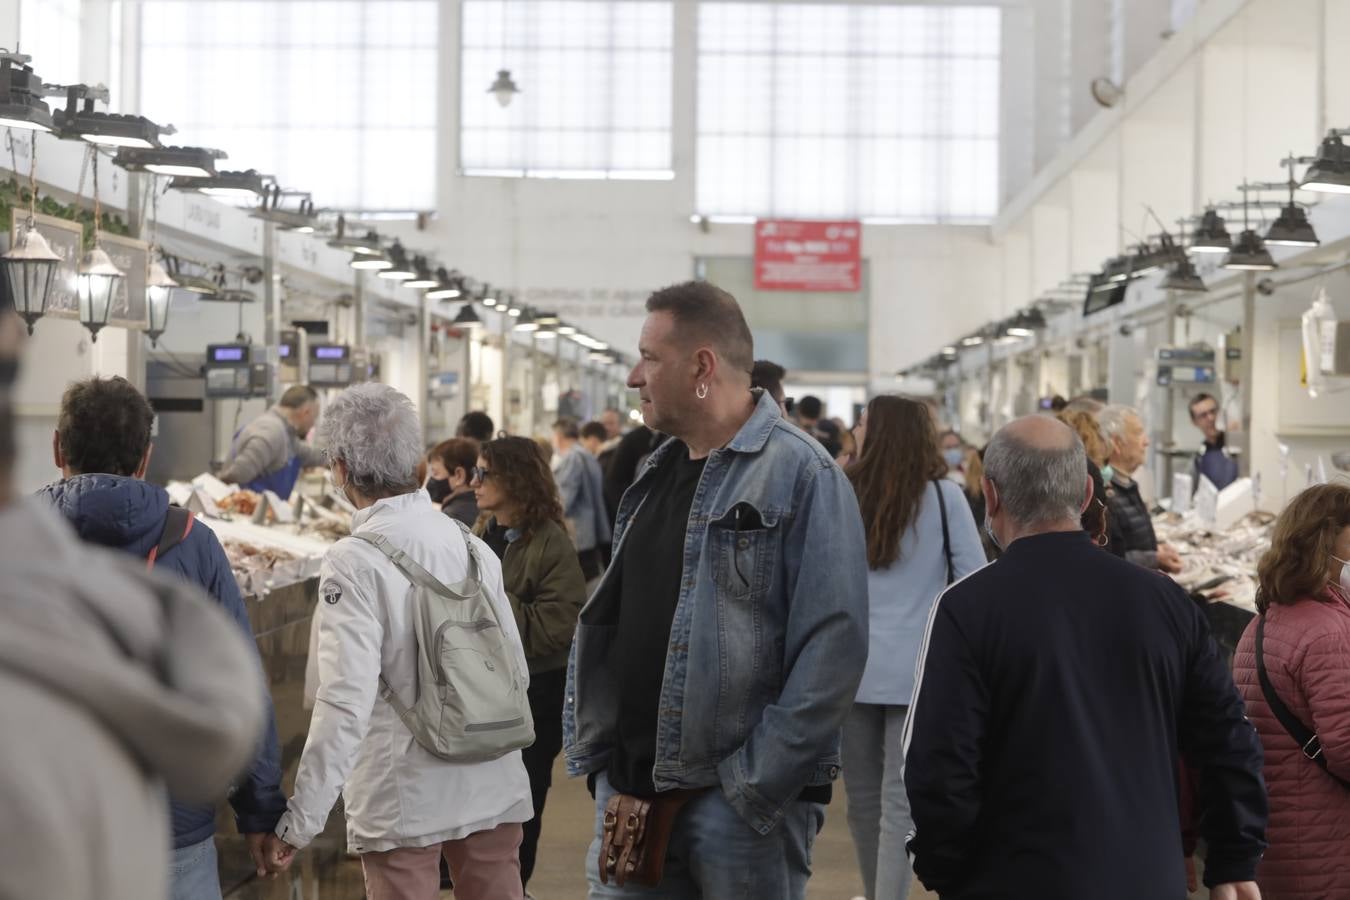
[
  {"xmin": 308, "ymin": 343, "xmax": 354, "ymax": 386},
  {"xmin": 205, "ymin": 343, "xmax": 270, "ymax": 398}
]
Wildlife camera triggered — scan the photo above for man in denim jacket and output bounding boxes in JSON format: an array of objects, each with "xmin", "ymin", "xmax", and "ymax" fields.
[{"xmin": 564, "ymin": 281, "xmax": 869, "ymax": 899}]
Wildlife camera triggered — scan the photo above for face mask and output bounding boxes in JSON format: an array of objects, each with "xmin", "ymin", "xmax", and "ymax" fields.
[
  {"xmin": 1334, "ymin": 555, "xmax": 1350, "ymax": 593},
  {"xmin": 984, "ymin": 517, "xmax": 1002, "ymax": 553},
  {"xmin": 1100, "ymin": 464, "xmax": 1115, "ymax": 483},
  {"xmin": 426, "ymin": 477, "xmax": 451, "ymax": 504},
  {"xmin": 943, "ymin": 448, "xmax": 965, "ymax": 468}
]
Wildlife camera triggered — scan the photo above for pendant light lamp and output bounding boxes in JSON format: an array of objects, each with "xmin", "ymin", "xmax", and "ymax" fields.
[
  {"xmin": 144, "ymin": 254, "xmax": 178, "ymax": 347},
  {"xmin": 489, "ymin": 70, "xmax": 521, "ymax": 108},
  {"xmin": 0, "ymin": 54, "xmax": 54, "ymax": 132},
  {"xmin": 1162, "ymin": 256, "xmax": 1207, "ymax": 292},
  {"xmin": 1188, "ymin": 208, "xmax": 1232, "ymax": 254},
  {"xmin": 1223, "ymin": 184, "xmax": 1277, "ymax": 272},
  {"xmin": 1, "ymin": 136, "xmax": 60, "ymax": 334},
  {"xmin": 452, "ymin": 303, "xmax": 483, "ymax": 329},
  {"xmin": 77, "ymin": 153, "xmax": 125, "ymax": 343},
  {"xmin": 1266, "ymin": 158, "xmax": 1319, "ymax": 247},
  {"xmin": 1299, "ymin": 132, "xmax": 1350, "ymax": 194}
]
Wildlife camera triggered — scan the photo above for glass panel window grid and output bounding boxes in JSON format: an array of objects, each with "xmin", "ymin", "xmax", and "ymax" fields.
[
  {"xmin": 460, "ymin": 0, "xmax": 673, "ymax": 179},
  {"xmin": 697, "ymin": 3, "xmax": 1001, "ymax": 223},
  {"xmin": 139, "ymin": 1, "xmax": 438, "ymax": 212},
  {"xmin": 19, "ymin": 0, "xmax": 82, "ymax": 86}
]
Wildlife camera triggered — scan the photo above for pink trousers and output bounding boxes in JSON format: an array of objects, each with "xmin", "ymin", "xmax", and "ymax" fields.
[{"xmin": 359, "ymin": 822, "xmax": 525, "ymax": 900}]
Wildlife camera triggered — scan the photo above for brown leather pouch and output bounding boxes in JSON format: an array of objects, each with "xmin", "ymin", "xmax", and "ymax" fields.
[{"xmin": 599, "ymin": 789, "xmax": 703, "ymax": 887}]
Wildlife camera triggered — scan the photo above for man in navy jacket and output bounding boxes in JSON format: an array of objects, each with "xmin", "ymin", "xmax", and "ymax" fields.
[
  {"xmin": 40, "ymin": 376, "xmax": 286, "ymax": 898},
  {"xmin": 903, "ymin": 415, "xmax": 1266, "ymax": 900}
]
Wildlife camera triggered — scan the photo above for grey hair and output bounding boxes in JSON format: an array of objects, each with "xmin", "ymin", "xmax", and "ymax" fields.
[
  {"xmin": 317, "ymin": 383, "xmax": 423, "ymax": 498},
  {"xmin": 1097, "ymin": 405, "xmax": 1140, "ymax": 442},
  {"xmin": 984, "ymin": 424, "xmax": 1088, "ymax": 526}
]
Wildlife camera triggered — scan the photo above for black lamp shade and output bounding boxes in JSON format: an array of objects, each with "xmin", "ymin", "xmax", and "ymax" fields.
[
  {"xmin": 1189, "ymin": 209, "xmax": 1232, "ymax": 254},
  {"xmin": 1, "ymin": 222, "xmax": 61, "ymax": 334},
  {"xmin": 1300, "ymin": 135, "xmax": 1350, "ymax": 194},
  {"xmin": 452, "ymin": 304, "xmax": 483, "ymax": 328},
  {"xmin": 57, "ymin": 109, "xmax": 160, "ymax": 149},
  {"xmin": 77, "ymin": 246, "xmax": 125, "ymax": 342},
  {"xmin": 1161, "ymin": 256, "xmax": 1207, "ymax": 292},
  {"xmin": 1223, "ymin": 230, "xmax": 1277, "ymax": 271},
  {"xmin": 1265, "ymin": 203, "xmax": 1319, "ymax": 247}
]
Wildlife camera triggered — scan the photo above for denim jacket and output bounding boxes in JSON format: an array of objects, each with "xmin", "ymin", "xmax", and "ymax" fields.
[{"xmin": 564, "ymin": 390, "xmax": 870, "ymax": 835}]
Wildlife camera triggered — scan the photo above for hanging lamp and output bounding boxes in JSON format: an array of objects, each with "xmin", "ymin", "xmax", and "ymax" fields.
[
  {"xmin": 77, "ymin": 150, "xmax": 125, "ymax": 342},
  {"xmin": 0, "ymin": 134, "xmax": 60, "ymax": 334}
]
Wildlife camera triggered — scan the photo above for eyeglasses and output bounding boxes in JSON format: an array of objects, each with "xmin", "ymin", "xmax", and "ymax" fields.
[{"xmin": 470, "ymin": 466, "xmax": 492, "ymax": 484}]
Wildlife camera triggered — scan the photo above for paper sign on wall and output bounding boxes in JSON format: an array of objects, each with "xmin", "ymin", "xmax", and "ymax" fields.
[{"xmin": 754, "ymin": 220, "xmax": 861, "ymax": 292}]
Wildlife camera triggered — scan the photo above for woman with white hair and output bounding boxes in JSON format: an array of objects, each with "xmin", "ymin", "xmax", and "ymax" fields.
[{"xmin": 266, "ymin": 383, "xmax": 532, "ymax": 900}]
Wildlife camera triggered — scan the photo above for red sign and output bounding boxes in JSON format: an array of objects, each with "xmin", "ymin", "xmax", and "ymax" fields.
[{"xmin": 754, "ymin": 219, "xmax": 861, "ymax": 292}]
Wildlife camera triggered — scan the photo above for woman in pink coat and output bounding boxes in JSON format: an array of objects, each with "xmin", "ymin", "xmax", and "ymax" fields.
[{"xmin": 1233, "ymin": 483, "xmax": 1350, "ymax": 900}]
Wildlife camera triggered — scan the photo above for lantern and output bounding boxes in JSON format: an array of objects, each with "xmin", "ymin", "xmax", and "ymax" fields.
[
  {"xmin": 1, "ymin": 220, "xmax": 60, "ymax": 334},
  {"xmin": 77, "ymin": 245, "xmax": 124, "ymax": 342},
  {"xmin": 145, "ymin": 255, "xmax": 177, "ymax": 346}
]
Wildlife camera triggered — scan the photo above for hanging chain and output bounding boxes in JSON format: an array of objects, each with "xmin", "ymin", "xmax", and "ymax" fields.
[
  {"xmin": 92, "ymin": 150, "xmax": 102, "ymax": 247},
  {"xmin": 27, "ymin": 132, "xmax": 36, "ymax": 223}
]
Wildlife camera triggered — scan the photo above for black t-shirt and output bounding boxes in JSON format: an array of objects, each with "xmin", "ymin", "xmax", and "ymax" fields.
[{"xmin": 607, "ymin": 442, "xmax": 706, "ymax": 796}]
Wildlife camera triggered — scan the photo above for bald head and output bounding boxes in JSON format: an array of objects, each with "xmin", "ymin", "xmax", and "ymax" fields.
[{"xmin": 985, "ymin": 414, "xmax": 1089, "ymax": 526}]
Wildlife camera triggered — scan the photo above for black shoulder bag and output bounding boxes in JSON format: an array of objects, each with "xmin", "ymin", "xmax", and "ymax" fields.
[
  {"xmin": 933, "ymin": 479, "xmax": 955, "ymax": 586},
  {"xmin": 1255, "ymin": 615, "xmax": 1350, "ymax": 789}
]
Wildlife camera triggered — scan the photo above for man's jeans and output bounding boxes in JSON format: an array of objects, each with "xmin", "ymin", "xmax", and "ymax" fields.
[
  {"xmin": 170, "ymin": 837, "xmax": 223, "ymax": 900},
  {"xmin": 585, "ymin": 772, "xmax": 825, "ymax": 899}
]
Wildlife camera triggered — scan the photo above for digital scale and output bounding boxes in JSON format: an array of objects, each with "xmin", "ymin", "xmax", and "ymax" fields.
[
  {"xmin": 204, "ymin": 343, "xmax": 272, "ymax": 398},
  {"xmin": 1156, "ymin": 346, "xmax": 1216, "ymax": 387},
  {"xmin": 308, "ymin": 343, "xmax": 355, "ymax": 387}
]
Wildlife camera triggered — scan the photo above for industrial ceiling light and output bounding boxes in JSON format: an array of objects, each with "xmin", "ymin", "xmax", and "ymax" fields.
[
  {"xmin": 350, "ymin": 249, "xmax": 392, "ymax": 270},
  {"xmin": 1266, "ymin": 158, "xmax": 1319, "ymax": 247},
  {"xmin": 251, "ymin": 186, "xmax": 320, "ymax": 232},
  {"xmin": 941, "ymin": 346, "xmax": 958, "ymax": 358},
  {"xmin": 960, "ymin": 335, "xmax": 985, "ymax": 347},
  {"xmin": 165, "ymin": 257, "xmax": 224, "ymax": 296},
  {"xmin": 377, "ymin": 243, "xmax": 414, "ymax": 280},
  {"xmin": 403, "ymin": 256, "xmax": 439, "ymax": 289},
  {"xmin": 1224, "ymin": 183, "xmax": 1278, "ymax": 271},
  {"xmin": 53, "ymin": 85, "xmax": 168, "ymax": 148},
  {"xmin": 1161, "ymin": 255, "xmax": 1207, "ymax": 292},
  {"xmin": 489, "ymin": 70, "xmax": 521, "ymax": 107},
  {"xmin": 557, "ymin": 323, "xmax": 578, "ymax": 336},
  {"xmin": 169, "ymin": 169, "xmax": 268, "ymax": 201},
  {"xmin": 0, "ymin": 52, "xmax": 54, "ymax": 132},
  {"xmin": 452, "ymin": 303, "xmax": 483, "ymax": 329},
  {"xmin": 1299, "ymin": 131, "xmax": 1350, "ymax": 194},
  {"xmin": 514, "ymin": 308, "xmax": 539, "ymax": 332},
  {"xmin": 113, "ymin": 145, "xmax": 222, "ymax": 178},
  {"xmin": 505, "ymin": 295, "xmax": 523, "ymax": 317},
  {"xmin": 425, "ymin": 268, "xmax": 463, "ymax": 300},
  {"xmin": 1188, "ymin": 208, "xmax": 1232, "ymax": 254}
]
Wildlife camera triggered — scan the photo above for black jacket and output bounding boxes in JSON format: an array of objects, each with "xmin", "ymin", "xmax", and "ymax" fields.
[
  {"xmin": 904, "ymin": 530, "xmax": 1267, "ymax": 899},
  {"xmin": 1104, "ymin": 475, "xmax": 1159, "ymax": 569}
]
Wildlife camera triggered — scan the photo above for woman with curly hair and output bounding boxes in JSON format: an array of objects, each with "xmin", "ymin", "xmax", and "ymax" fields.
[
  {"xmin": 1232, "ymin": 483, "xmax": 1350, "ymax": 900},
  {"xmin": 471, "ymin": 436, "xmax": 587, "ymax": 892}
]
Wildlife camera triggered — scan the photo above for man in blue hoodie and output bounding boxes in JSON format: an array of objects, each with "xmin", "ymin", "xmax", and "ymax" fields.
[{"xmin": 39, "ymin": 375, "xmax": 287, "ymax": 900}]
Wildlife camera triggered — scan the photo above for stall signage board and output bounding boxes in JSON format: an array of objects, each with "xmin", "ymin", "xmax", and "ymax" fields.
[
  {"xmin": 13, "ymin": 213, "xmax": 82, "ymax": 319},
  {"xmin": 754, "ymin": 220, "xmax": 861, "ymax": 292}
]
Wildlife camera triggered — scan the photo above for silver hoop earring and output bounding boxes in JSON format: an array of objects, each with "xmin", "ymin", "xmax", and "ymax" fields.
[{"xmin": 696, "ymin": 383, "xmax": 709, "ymax": 400}]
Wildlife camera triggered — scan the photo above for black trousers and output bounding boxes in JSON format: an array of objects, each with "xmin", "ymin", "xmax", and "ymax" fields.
[{"xmin": 520, "ymin": 665, "xmax": 567, "ymax": 886}]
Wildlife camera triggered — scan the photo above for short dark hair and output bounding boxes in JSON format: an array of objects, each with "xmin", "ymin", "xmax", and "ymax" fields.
[
  {"xmin": 580, "ymin": 421, "xmax": 608, "ymax": 442},
  {"xmin": 751, "ymin": 359, "xmax": 786, "ymax": 395},
  {"xmin": 553, "ymin": 417, "xmax": 580, "ymax": 440},
  {"xmin": 58, "ymin": 377, "xmax": 155, "ymax": 476},
  {"xmin": 279, "ymin": 384, "xmax": 319, "ymax": 409},
  {"xmin": 797, "ymin": 395, "xmax": 823, "ymax": 420},
  {"xmin": 429, "ymin": 438, "xmax": 478, "ymax": 480},
  {"xmin": 457, "ymin": 410, "xmax": 495, "ymax": 443},
  {"xmin": 1188, "ymin": 392, "xmax": 1218, "ymax": 420},
  {"xmin": 646, "ymin": 280, "xmax": 754, "ymax": 375}
]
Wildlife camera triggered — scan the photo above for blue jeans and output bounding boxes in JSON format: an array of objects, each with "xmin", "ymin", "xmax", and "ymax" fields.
[
  {"xmin": 585, "ymin": 772, "xmax": 825, "ymax": 899},
  {"xmin": 170, "ymin": 837, "xmax": 223, "ymax": 900}
]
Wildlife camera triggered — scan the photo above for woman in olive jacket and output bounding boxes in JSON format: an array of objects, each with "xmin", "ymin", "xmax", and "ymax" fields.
[{"xmin": 472, "ymin": 436, "xmax": 588, "ymax": 890}]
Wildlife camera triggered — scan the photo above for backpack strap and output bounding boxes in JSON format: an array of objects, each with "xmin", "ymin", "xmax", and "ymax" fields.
[
  {"xmin": 1255, "ymin": 615, "xmax": 1350, "ymax": 790},
  {"xmin": 933, "ymin": 479, "xmax": 955, "ymax": 586},
  {"xmin": 147, "ymin": 506, "xmax": 194, "ymax": 571},
  {"xmin": 350, "ymin": 529, "xmax": 479, "ymax": 600}
]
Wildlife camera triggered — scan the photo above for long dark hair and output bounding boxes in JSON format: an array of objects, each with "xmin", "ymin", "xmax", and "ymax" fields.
[
  {"xmin": 846, "ymin": 396, "xmax": 948, "ymax": 570},
  {"xmin": 480, "ymin": 436, "xmax": 565, "ymax": 535}
]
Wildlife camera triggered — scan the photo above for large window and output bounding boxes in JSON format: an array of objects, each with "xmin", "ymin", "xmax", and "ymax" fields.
[
  {"xmin": 19, "ymin": 0, "xmax": 82, "ymax": 86},
  {"xmin": 697, "ymin": 3, "xmax": 1001, "ymax": 222},
  {"xmin": 139, "ymin": 1, "xmax": 438, "ymax": 212},
  {"xmin": 460, "ymin": 0, "xmax": 673, "ymax": 179}
]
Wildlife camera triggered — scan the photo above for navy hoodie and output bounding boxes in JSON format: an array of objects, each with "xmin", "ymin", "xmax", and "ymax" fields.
[{"xmin": 39, "ymin": 474, "xmax": 287, "ymax": 848}]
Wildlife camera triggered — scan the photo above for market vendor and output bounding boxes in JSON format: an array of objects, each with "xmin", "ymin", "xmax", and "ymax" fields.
[
  {"xmin": 219, "ymin": 385, "xmax": 325, "ymax": 498},
  {"xmin": 1188, "ymin": 392, "xmax": 1240, "ymax": 491}
]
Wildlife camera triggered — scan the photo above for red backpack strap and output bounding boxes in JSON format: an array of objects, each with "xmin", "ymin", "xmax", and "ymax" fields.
[{"xmin": 147, "ymin": 506, "xmax": 195, "ymax": 570}]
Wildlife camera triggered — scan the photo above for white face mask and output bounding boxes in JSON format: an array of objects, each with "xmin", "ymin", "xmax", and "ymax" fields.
[{"xmin": 1334, "ymin": 555, "xmax": 1350, "ymax": 593}]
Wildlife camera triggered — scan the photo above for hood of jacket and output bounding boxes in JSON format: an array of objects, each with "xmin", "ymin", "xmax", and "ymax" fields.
[
  {"xmin": 38, "ymin": 473, "xmax": 170, "ymax": 557},
  {"xmin": 0, "ymin": 498, "xmax": 264, "ymax": 806}
]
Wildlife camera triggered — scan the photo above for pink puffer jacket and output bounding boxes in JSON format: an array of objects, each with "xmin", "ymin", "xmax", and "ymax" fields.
[{"xmin": 1233, "ymin": 592, "xmax": 1350, "ymax": 900}]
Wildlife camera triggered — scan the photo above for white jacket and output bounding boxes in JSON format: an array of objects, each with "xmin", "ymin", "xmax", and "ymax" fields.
[{"xmin": 275, "ymin": 490, "xmax": 532, "ymax": 852}]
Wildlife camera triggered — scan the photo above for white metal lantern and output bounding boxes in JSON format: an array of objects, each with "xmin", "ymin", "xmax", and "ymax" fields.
[
  {"xmin": 77, "ymin": 245, "xmax": 124, "ymax": 342},
  {"xmin": 145, "ymin": 256, "xmax": 177, "ymax": 346},
  {"xmin": 1, "ymin": 220, "xmax": 60, "ymax": 334}
]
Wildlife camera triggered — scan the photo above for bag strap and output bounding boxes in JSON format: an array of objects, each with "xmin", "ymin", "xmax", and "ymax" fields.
[
  {"xmin": 1255, "ymin": 615, "xmax": 1350, "ymax": 789},
  {"xmin": 933, "ymin": 479, "xmax": 955, "ymax": 586},
  {"xmin": 350, "ymin": 529, "xmax": 479, "ymax": 600},
  {"xmin": 147, "ymin": 506, "xmax": 194, "ymax": 571}
]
